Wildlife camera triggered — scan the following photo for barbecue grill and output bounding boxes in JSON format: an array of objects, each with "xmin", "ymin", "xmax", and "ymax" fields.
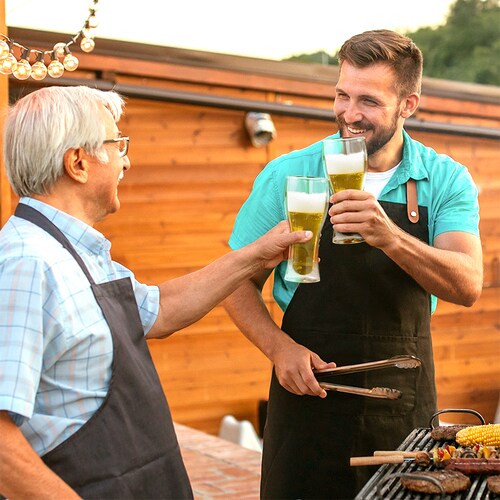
[{"xmin": 355, "ymin": 410, "xmax": 495, "ymax": 499}]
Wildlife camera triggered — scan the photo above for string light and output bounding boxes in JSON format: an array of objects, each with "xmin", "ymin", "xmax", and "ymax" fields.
[
  {"xmin": 63, "ymin": 46, "xmax": 79, "ymax": 72},
  {"xmin": 0, "ymin": 43, "xmax": 17, "ymax": 76},
  {"xmin": 0, "ymin": 39, "xmax": 10, "ymax": 60},
  {"xmin": 12, "ymin": 48, "xmax": 31, "ymax": 80},
  {"xmin": 80, "ymin": 37, "xmax": 95, "ymax": 53},
  {"xmin": 47, "ymin": 52, "xmax": 65, "ymax": 79},
  {"xmin": 31, "ymin": 52, "xmax": 48, "ymax": 81},
  {"xmin": 53, "ymin": 42, "xmax": 67, "ymax": 59},
  {"xmin": 0, "ymin": 0, "xmax": 99, "ymax": 81}
]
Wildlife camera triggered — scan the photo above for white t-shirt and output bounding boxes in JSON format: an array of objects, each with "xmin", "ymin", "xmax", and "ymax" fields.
[{"xmin": 364, "ymin": 164, "xmax": 399, "ymax": 199}]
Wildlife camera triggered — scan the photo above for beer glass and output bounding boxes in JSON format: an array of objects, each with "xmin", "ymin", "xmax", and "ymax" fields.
[
  {"xmin": 284, "ymin": 176, "xmax": 329, "ymax": 283},
  {"xmin": 323, "ymin": 137, "xmax": 368, "ymax": 244}
]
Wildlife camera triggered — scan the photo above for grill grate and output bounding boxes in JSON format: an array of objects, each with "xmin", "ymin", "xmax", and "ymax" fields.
[{"xmin": 355, "ymin": 428, "xmax": 493, "ymax": 499}]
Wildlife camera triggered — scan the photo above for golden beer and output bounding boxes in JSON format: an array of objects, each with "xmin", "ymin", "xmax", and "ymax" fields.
[
  {"xmin": 323, "ymin": 142, "xmax": 368, "ymax": 244},
  {"xmin": 325, "ymin": 152, "xmax": 367, "ymax": 193},
  {"xmin": 288, "ymin": 211, "xmax": 325, "ymax": 274},
  {"xmin": 284, "ymin": 178, "xmax": 329, "ymax": 283},
  {"xmin": 329, "ymin": 171, "xmax": 365, "ymax": 193}
]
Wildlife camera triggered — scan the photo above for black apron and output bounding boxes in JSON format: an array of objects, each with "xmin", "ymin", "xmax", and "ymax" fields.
[
  {"xmin": 15, "ymin": 204, "xmax": 193, "ymax": 500},
  {"xmin": 261, "ymin": 187, "xmax": 437, "ymax": 499}
]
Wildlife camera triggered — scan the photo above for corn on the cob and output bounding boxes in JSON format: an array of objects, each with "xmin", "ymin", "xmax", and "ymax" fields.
[{"xmin": 455, "ymin": 424, "xmax": 500, "ymax": 447}]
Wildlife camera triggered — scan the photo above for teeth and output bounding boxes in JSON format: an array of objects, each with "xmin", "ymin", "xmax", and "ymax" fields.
[{"xmin": 348, "ymin": 126, "xmax": 367, "ymax": 134}]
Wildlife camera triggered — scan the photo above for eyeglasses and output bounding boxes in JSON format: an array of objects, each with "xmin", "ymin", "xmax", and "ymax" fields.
[{"xmin": 103, "ymin": 136, "xmax": 129, "ymax": 157}]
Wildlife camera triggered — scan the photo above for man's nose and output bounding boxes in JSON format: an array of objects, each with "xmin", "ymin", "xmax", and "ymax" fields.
[
  {"xmin": 343, "ymin": 101, "xmax": 363, "ymax": 124},
  {"xmin": 123, "ymin": 155, "xmax": 131, "ymax": 171}
]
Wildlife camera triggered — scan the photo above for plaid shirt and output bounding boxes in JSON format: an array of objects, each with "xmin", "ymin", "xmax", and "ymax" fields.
[{"xmin": 0, "ymin": 197, "xmax": 159, "ymax": 456}]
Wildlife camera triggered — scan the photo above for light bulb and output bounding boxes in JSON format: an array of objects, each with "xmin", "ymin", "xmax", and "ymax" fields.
[
  {"xmin": 88, "ymin": 15, "xmax": 98, "ymax": 28},
  {"xmin": 82, "ymin": 27, "xmax": 96, "ymax": 39},
  {"xmin": 13, "ymin": 58, "xmax": 32, "ymax": 80},
  {"xmin": 48, "ymin": 59, "xmax": 64, "ymax": 78},
  {"xmin": 0, "ymin": 53, "xmax": 17, "ymax": 75},
  {"xmin": 63, "ymin": 53, "xmax": 79, "ymax": 71},
  {"xmin": 0, "ymin": 39, "xmax": 10, "ymax": 60},
  {"xmin": 31, "ymin": 60, "xmax": 48, "ymax": 80},
  {"xmin": 53, "ymin": 42, "xmax": 66, "ymax": 59},
  {"xmin": 80, "ymin": 37, "xmax": 95, "ymax": 53}
]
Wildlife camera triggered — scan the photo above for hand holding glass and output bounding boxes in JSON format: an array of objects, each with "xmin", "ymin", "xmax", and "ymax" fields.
[
  {"xmin": 323, "ymin": 137, "xmax": 368, "ymax": 244},
  {"xmin": 284, "ymin": 176, "xmax": 329, "ymax": 283}
]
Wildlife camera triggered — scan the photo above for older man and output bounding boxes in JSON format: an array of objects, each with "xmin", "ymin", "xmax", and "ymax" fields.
[{"xmin": 0, "ymin": 85, "xmax": 312, "ymax": 499}]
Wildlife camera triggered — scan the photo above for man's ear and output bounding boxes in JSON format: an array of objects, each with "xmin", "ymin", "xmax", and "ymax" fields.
[
  {"xmin": 401, "ymin": 93, "xmax": 420, "ymax": 119},
  {"xmin": 63, "ymin": 148, "xmax": 89, "ymax": 184}
]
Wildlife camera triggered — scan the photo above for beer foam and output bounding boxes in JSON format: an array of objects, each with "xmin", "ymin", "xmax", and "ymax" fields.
[
  {"xmin": 287, "ymin": 191, "xmax": 327, "ymax": 213},
  {"xmin": 325, "ymin": 151, "xmax": 365, "ymax": 174}
]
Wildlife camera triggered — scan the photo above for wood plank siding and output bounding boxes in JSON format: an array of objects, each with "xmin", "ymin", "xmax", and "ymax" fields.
[{"xmin": 6, "ymin": 28, "xmax": 500, "ymax": 434}]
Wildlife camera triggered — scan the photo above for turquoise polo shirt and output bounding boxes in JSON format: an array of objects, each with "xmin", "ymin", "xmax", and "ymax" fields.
[{"xmin": 229, "ymin": 130, "xmax": 480, "ymax": 313}]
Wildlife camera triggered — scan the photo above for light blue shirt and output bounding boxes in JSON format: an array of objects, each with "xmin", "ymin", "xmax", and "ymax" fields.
[
  {"xmin": 0, "ymin": 197, "xmax": 159, "ymax": 456},
  {"xmin": 229, "ymin": 130, "xmax": 480, "ymax": 313}
]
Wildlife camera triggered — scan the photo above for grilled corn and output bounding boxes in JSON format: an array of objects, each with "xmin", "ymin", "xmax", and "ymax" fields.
[{"xmin": 455, "ymin": 424, "xmax": 500, "ymax": 447}]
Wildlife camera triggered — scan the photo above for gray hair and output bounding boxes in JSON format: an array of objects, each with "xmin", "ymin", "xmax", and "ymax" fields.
[{"xmin": 4, "ymin": 86, "xmax": 125, "ymax": 197}]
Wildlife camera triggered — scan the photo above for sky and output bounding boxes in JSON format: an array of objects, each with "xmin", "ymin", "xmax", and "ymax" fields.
[{"xmin": 6, "ymin": 0, "xmax": 457, "ymax": 61}]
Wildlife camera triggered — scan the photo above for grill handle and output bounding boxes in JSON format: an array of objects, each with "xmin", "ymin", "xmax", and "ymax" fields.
[
  {"xmin": 350, "ymin": 455, "xmax": 408, "ymax": 466},
  {"xmin": 429, "ymin": 408, "xmax": 485, "ymax": 428}
]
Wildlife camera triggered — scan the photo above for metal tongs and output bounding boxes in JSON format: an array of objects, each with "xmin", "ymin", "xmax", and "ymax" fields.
[{"xmin": 313, "ymin": 355, "xmax": 421, "ymax": 400}]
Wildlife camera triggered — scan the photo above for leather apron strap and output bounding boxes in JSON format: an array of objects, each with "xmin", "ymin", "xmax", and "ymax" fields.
[{"xmin": 407, "ymin": 178, "xmax": 419, "ymax": 223}]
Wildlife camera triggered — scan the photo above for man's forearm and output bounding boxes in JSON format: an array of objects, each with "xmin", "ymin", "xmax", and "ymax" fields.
[
  {"xmin": 223, "ymin": 277, "xmax": 337, "ymax": 398},
  {"xmin": 147, "ymin": 222, "xmax": 313, "ymax": 338},
  {"xmin": 222, "ymin": 274, "xmax": 300, "ymax": 364},
  {"xmin": 381, "ymin": 230, "xmax": 483, "ymax": 306},
  {"xmin": 0, "ymin": 412, "xmax": 80, "ymax": 500},
  {"xmin": 150, "ymin": 247, "xmax": 265, "ymax": 338}
]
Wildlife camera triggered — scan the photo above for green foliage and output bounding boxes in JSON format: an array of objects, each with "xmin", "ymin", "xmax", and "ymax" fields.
[
  {"xmin": 286, "ymin": 51, "xmax": 338, "ymax": 65},
  {"xmin": 406, "ymin": 0, "xmax": 500, "ymax": 85},
  {"xmin": 282, "ymin": 0, "xmax": 500, "ymax": 86}
]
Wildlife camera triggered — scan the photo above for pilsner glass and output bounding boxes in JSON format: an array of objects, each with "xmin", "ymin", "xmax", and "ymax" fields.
[
  {"xmin": 323, "ymin": 137, "xmax": 368, "ymax": 244},
  {"xmin": 284, "ymin": 176, "xmax": 329, "ymax": 283}
]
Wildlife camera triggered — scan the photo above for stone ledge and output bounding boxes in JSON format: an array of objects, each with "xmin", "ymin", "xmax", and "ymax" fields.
[{"xmin": 175, "ymin": 423, "xmax": 261, "ymax": 499}]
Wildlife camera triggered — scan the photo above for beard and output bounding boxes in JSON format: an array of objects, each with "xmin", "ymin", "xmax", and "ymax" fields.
[{"xmin": 336, "ymin": 111, "xmax": 399, "ymax": 157}]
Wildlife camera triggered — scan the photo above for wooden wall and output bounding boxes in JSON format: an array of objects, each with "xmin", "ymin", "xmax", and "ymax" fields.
[
  {"xmin": 0, "ymin": 0, "xmax": 9, "ymax": 226},
  {"xmin": 103, "ymin": 98, "xmax": 332, "ymax": 434},
  {"xmin": 5, "ymin": 30, "xmax": 500, "ymax": 434},
  {"xmin": 105, "ymin": 93, "xmax": 500, "ymax": 432}
]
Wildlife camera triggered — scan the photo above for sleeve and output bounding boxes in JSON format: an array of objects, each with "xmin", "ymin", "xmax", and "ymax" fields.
[
  {"xmin": 135, "ymin": 283, "xmax": 160, "ymax": 335},
  {"xmin": 229, "ymin": 160, "xmax": 287, "ymax": 250},
  {"xmin": 0, "ymin": 258, "xmax": 45, "ymax": 423},
  {"xmin": 112, "ymin": 261, "xmax": 159, "ymax": 335},
  {"xmin": 432, "ymin": 162, "xmax": 480, "ymax": 240}
]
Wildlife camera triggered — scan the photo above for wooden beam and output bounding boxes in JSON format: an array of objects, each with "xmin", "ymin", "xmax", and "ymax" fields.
[{"xmin": 0, "ymin": 0, "xmax": 10, "ymax": 227}]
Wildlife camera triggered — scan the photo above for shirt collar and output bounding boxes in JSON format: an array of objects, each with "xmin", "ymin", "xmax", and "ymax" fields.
[
  {"xmin": 394, "ymin": 130, "xmax": 429, "ymax": 184},
  {"xmin": 19, "ymin": 197, "xmax": 111, "ymax": 255}
]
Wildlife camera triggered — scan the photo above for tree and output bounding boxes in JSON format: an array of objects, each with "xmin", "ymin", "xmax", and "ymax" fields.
[
  {"xmin": 283, "ymin": 0, "xmax": 500, "ymax": 86},
  {"xmin": 286, "ymin": 51, "xmax": 337, "ymax": 65},
  {"xmin": 406, "ymin": 0, "xmax": 500, "ymax": 85}
]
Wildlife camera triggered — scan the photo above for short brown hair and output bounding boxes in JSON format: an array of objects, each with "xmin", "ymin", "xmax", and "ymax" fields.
[{"xmin": 338, "ymin": 29, "xmax": 423, "ymax": 98}]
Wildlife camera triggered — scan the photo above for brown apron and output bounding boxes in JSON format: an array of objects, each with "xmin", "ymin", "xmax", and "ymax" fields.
[
  {"xmin": 15, "ymin": 203, "xmax": 193, "ymax": 499},
  {"xmin": 261, "ymin": 186, "xmax": 437, "ymax": 499}
]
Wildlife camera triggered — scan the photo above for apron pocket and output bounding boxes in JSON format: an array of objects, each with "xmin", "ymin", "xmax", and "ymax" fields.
[{"xmin": 285, "ymin": 329, "xmax": 427, "ymax": 417}]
